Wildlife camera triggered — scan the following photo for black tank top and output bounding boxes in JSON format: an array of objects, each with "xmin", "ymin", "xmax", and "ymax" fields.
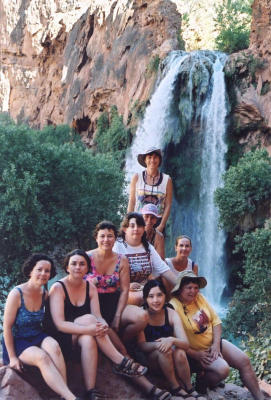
[
  {"xmin": 57, "ymin": 280, "xmax": 91, "ymax": 322},
  {"xmin": 144, "ymin": 307, "xmax": 174, "ymax": 342}
]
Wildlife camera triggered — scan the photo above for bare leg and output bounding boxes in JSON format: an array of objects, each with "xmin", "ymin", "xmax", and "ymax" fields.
[
  {"xmin": 41, "ymin": 336, "xmax": 67, "ymax": 382},
  {"xmin": 108, "ymin": 328, "xmax": 128, "ymax": 356},
  {"xmin": 19, "ymin": 346, "xmax": 76, "ymax": 400},
  {"xmin": 222, "ymin": 339, "xmax": 264, "ymax": 400},
  {"xmin": 120, "ymin": 305, "xmax": 149, "ymax": 343},
  {"xmin": 173, "ymin": 348, "xmax": 193, "ymax": 389},
  {"xmin": 202, "ymin": 356, "xmax": 230, "ymax": 387},
  {"xmin": 77, "ymin": 334, "xmax": 98, "ymax": 391}
]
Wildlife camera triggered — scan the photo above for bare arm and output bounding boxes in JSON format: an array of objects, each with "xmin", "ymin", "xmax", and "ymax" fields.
[
  {"xmin": 3, "ymin": 289, "xmax": 23, "ymax": 371},
  {"xmin": 137, "ymin": 330, "xmax": 159, "ymax": 353},
  {"xmin": 127, "ymin": 173, "xmax": 138, "ymax": 212},
  {"xmin": 156, "ymin": 177, "xmax": 173, "ymax": 232},
  {"xmin": 170, "ymin": 309, "xmax": 189, "ymax": 350},
  {"xmin": 111, "ymin": 256, "xmax": 130, "ymax": 331},
  {"xmin": 161, "ymin": 269, "xmax": 177, "ymax": 291},
  {"xmin": 49, "ymin": 283, "xmax": 98, "ymax": 336},
  {"xmin": 193, "ymin": 263, "xmax": 199, "ymax": 275},
  {"xmin": 154, "ymin": 232, "xmax": 165, "ymax": 259}
]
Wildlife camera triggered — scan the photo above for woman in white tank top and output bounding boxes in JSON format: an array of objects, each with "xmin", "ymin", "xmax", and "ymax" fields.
[
  {"xmin": 165, "ymin": 235, "xmax": 199, "ymax": 276},
  {"xmin": 127, "ymin": 147, "xmax": 173, "ymax": 233}
]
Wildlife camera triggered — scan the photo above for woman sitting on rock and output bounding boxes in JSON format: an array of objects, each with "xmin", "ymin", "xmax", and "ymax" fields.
[
  {"xmin": 2, "ymin": 253, "xmax": 82, "ymax": 400},
  {"xmin": 48, "ymin": 249, "xmax": 147, "ymax": 400},
  {"xmin": 113, "ymin": 212, "xmax": 176, "ymax": 308},
  {"xmin": 170, "ymin": 271, "xmax": 264, "ymax": 400},
  {"xmin": 137, "ymin": 279, "xmax": 206, "ymax": 400},
  {"xmin": 166, "ymin": 235, "xmax": 198, "ymax": 276},
  {"xmin": 85, "ymin": 220, "xmax": 173, "ymax": 400}
]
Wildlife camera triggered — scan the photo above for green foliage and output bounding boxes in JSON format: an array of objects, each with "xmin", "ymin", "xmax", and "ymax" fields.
[
  {"xmin": 224, "ymin": 224, "xmax": 271, "ymax": 338},
  {"xmin": 146, "ymin": 55, "xmax": 160, "ymax": 76},
  {"xmin": 214, "ymin": 0, "xmax": 252, "ymax": 53},
  {"xmin": 0, "ymin": 117, "xmax": 126, "ymax": 282},
  {"xmin": 214, "ymin": 149, "xmax": 271, "ymax": 232},
  {"xmin": 94, "ymin": 106, "xmax": 131, "ymax": 157}
]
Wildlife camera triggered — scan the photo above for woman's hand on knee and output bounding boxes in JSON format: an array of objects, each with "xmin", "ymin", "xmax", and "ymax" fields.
[
  {"xmin": 95, "ymin": 321, "xmax": 109, "ymax": 337},
  {"xmin": 155, "ymin": 337, "xmax": 174, "ymax": 353},
  {"xmin": 9, "ymin": 356, "xmax": 23, "ymax": 372}
]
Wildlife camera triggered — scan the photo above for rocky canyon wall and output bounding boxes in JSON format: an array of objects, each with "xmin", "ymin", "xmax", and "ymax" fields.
[
  {"xmin": 0, "ymin": 0, "xmax": 181, "ymax": 142},
  {"xmin": 225, "ymin": 0, "xmax": 271, "ymax": 155}
]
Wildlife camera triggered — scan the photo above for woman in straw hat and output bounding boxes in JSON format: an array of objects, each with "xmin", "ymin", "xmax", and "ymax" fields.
[
  {"xmin": 127, "ymin": 147, "xmax": 173, "ymax": 233},
  {"xmin": 170, "ymin": 271, "xmax": 264, "ymax": 400}
]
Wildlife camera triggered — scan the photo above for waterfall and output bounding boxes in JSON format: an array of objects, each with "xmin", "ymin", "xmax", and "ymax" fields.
[{"xmin": 125, "ymin": 50, "xmax": 228, "ymax": 311}]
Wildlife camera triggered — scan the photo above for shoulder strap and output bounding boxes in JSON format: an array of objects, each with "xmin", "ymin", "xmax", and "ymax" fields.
[
  {"xmin": 164, "ymin": 307, "xmax": 170, "ymax": 325},
  {"xmin": 57, "ymin": 280, "xmax": 70, "ymax": 302},
  {"xmin": 16, "ymin": 287, "xmax": 24, "ymax": 305},
  {"xmin": 115, "ymin": 254, "xmax": 122, "ymax": 272},
  {"xmin": 84, "ymin": 281, "xmax": 90, "ymax": 305},
  {"xmin": 192, "ymin": 261, "xmax": 195, "ymax": 270}
]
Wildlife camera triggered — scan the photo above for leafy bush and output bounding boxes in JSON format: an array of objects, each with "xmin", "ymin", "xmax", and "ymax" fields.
[
  {"xmin": 214, "ymin": 149, "xmax": 271, "ymax": 232},
  {"xmin": 0, "ymin": 117, "xmax": 126, "ymax": 282},
  {"xmin": 224, "ymin": 223, "xmax": 271, "ymax": 338},
  {"xmin": 214, "ymin": 0, "xmax": 253, "ymax": 53}
]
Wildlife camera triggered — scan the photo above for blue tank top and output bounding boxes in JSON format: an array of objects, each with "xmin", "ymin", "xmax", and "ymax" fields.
[
  {"xmin": 144, "ymin": 307, "xmax": 174, "ymax": 342},
  {"xmin": 13, "ymin": 287, "xmax": 46, "ymax": 338}
]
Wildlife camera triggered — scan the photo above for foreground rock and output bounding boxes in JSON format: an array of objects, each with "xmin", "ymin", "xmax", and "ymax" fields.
[{"xmin": 1, "ymin": 357, "xmax": 270, "ymax": 400}]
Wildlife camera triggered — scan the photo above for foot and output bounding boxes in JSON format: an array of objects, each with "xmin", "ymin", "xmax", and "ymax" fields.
[
  {"xmin": 149, "ymin": 385, "xmax": 172, "ymax": 400},
  {"xmin": 112, "ymin": 356, "xmax": 147, "ymax": 377},
  {"xmin": 170, "ymin": 385, "xmax": 194, "ymax": 399},
  {"xmin": 186, "ymin": 387, "xmax": 207, "ymax": 399}
]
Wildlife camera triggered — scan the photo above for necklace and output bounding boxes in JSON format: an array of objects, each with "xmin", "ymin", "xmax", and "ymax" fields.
[{"xmin": 145, "ymin": 170, "xmax": 160, "ymax": 185}]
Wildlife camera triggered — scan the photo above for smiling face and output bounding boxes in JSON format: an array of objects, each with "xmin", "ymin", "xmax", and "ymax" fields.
[
  {"xmin": 144, "ymin": 152, "xmax": 161, "ymax": 171},
  {"xmin": 67, "ymin": 254, "xmax": 88, "ymax": 278},
  {"xmin": 179, "ymin": 281, "xmax": 199, "ymax": 304},
  {"xmin": 146, "ymin": 285, "xmax": 166, "ymax": 312},
  {"xmin": 30, "ymin": 260, "xmax": 51, "ymax": 285},
  {"xmin": 124, "ymin": 217, "xmax": 145, "ymax": 246},
  {"xmin": 96, "ymin": 228, "xmax": 116, "ymax": 251},
  {"xmin": 175, "ymin": 237, "xmax": 192, "ymax": 258}
]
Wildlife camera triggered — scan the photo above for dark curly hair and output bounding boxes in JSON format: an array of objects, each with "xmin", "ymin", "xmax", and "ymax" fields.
[
  {"xmin": 93, "ymin": 220, "xmax": 118, "ymax": 239},
  {"xmin": 63, "ymin": 249, "xmax": 91, "ymax": 274},
  {"xmin": 119, "ymin": 212, "xmax": 149, "ymax": 252},
  {"xmin": 22, "ymin": 253, "xmax": 56, "ymax": 279}
]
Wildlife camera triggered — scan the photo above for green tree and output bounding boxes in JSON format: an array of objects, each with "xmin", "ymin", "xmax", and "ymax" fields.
[
  {"xmin": 214, "ymin": 0, "xmax": 253, "ymax": 53},
  {"xmin": 0, "ymin": 117, "xmax": 126, "ymax": 281},
  {"xmin": 214, "ymin": 149, "xmax": 271, "ymax": 232}
]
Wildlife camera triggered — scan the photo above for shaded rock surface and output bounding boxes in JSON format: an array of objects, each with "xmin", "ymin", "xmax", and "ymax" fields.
[
  {"xmin": 1, "ymin": 358, "xmax": 271, "ymax": 400},
  {"xmin": 0, "ymin": 0, "xmax": 181, "ymax": 142}
]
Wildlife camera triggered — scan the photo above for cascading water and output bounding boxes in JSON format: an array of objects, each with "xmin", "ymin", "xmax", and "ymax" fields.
[{"xmin": 125, "ymin": 50, "xmax": 228, "ymax": 311}]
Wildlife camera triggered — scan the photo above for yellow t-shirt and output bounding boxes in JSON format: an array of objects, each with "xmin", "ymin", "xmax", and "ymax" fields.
[{"xmin": 170, "ymin": 293, "xmax": 221, "ymax": 351}]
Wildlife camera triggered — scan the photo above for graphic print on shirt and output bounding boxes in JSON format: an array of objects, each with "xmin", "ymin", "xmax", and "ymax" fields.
[
  {"xmin": 126, "ymin": 252, "xmax": 152, "ymax": 283},
  {"xmin": 192, "ymin": 309, "xmax": 209, "ymax": 332}
]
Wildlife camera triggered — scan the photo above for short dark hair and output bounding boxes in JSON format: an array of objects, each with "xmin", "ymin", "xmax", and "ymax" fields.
[
  {"xmin": 93, "ymin": 220, "xmax": 118, "ymax": 240},
  {"xmin": 63, "ymin": 249, "xmax": 91, "ymax": 273},
  {"xmin": 173, "ymin": 277, "xmax": 200, "ymax": 297},
  {"xmin": 143, "ymin": 279, "xmax": 167, "ymax": 307},
  {"xmin": 22, "ymin": 253, "xmax": 56, "ymax": 279}
]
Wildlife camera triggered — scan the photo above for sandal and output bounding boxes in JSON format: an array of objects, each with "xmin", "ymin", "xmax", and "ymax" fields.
[
  {"xmin": 149, "ymin": 385, "xmax": 172, "ymax": 400},
  {"xmin": 112, "ymin": 356, "xmax": 147, "ymax": 377},
  {"xmin": 170, "ymin": 385, "xmax": 195, "ymax": 399}
]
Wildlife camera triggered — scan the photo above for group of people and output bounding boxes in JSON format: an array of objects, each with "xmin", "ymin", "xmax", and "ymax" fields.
[{"xmin": 1, "ymin": 147, "xmax": 266, "ymax": 400}]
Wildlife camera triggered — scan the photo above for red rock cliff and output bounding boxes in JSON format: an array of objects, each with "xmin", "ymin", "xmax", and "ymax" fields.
[{"xmin": 0, "ymin": 0, "xmax": 181, "ymax": 140}]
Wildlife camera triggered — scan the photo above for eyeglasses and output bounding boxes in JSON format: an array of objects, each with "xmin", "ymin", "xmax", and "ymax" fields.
[{"xmin": 182, "ymin": 303, "xmax": 208, "ymax": 335}]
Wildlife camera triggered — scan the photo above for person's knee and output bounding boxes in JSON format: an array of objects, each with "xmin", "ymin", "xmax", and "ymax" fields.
[
  {"xmin": 238, "ymin": 353, "xmax": 252, "ymax": 373},
  {"xmin": 79, "ymin": 334, "xmax": 97, "ymax": 351},
  {"xmin": 217, "ymin": 362, "xmax": 230, "ymax": 380},
  {"xmin": 174, "ymin": 348, "xmax": 187, "ymax": 363},
  {"xmin": 74, "ymin": 314, "xmax": 97, "ymax": 325},
  {"xmin": 36, "ymin": 350, "xmax": 51, "ymax": 367}
]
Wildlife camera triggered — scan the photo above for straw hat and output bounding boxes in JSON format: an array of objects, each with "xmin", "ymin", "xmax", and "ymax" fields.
[
  {"xmin": 171, "ymin": 270, "xmax": 207, "ymax": 293},
  {"xmin": 137, "ymin": 147, "xmax": 162, "ymax": 168}
]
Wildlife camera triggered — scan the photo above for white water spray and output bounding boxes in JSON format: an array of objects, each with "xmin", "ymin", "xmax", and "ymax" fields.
[{"xmin": 125, "ymin": 51, "xmax": 228, "ymax": 310}]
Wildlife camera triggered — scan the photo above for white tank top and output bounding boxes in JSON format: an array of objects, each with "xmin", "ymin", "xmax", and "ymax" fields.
[
  {"xmin": 135, "ymin": 171, "xmax": 169, "ymax": 217},
  {"xmin": 165, "ymin": 258, "xmax": 194, "ymax": 276}
]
